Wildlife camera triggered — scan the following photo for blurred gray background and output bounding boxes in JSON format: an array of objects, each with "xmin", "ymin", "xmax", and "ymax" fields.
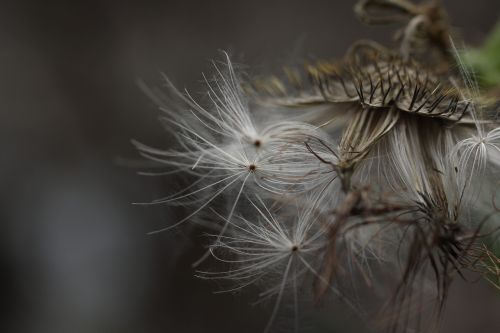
[{"xmin": 1, "ymin": 1, "xmax": 499, "ymax": 332}]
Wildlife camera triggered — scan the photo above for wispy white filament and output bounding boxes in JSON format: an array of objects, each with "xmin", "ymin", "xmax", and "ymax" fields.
[
  {"xmin": 134, "ymin": 54, "xmax": 336, "ymax": 236},
  {"xmin": 135, "ymin": 45, "xmax": 500, "ymax": 332}
]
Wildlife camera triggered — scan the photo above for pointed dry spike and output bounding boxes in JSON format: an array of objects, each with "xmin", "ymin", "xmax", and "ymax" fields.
[
  {"xmin": 395, "ymin": 67, "xmax": 405, "ymax": 87},
  {"xmin": 413, "ymin": 90, "xmax": 435, "ymax": 113},
  {"xmin": 451, "ymin": 97, "xmax": 461, "ymax": 115},
  {"xmin": 379, "ymin": 74, "xmax": 386, "ymax": 96},
  {"xmin": 409, "ymin": 84, "xmax": 421, "ymax": 111},
  {"xmin": 370, "ymin": 80, "xmax": 381, "ymax": 103},
  {"xmin": 354, "ymin": 79, "xmax": 364, "ymax": 103},
  {"xmin": 454, "ymin": 102, "xmax": 470, "ymax": 122},
  {"xmin": 427, "ymin": 94, "xmax": 447, "ymax": 114},
  {"xmin": 394, "ymin": 84, "xmax": 405, "ymax": 102},
  {"xmin": 382, "ymin": 83, "xmax": 393, "ymax": 105},
  {"xmin": 359, "ymin": 79, "xmax": 366, "ymax": 103},
  {"xmin": 434, "ymin": 96, "xmax": 457, "ymax": 116}
]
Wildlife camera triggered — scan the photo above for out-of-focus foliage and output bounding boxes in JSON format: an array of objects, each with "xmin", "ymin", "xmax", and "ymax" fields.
[{"xmin": 466, "ymin": 22, "xmax": 500, "ymax": 89}]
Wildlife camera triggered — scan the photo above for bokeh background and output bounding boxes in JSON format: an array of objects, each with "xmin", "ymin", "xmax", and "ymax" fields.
[{"xmin": 1, "ymin": 1, "xmax": 499, "ymax": 332}]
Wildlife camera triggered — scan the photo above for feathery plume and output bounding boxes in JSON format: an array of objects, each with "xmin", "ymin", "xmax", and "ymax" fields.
[{"xmin": 135, "ymin": 1, "xmax": 500, "ymax": 332}]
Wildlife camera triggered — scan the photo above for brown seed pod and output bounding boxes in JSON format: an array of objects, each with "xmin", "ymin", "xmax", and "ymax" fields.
[{"xmin": 251, "ymin": 45, "xmax": 470, "ymax": 123}]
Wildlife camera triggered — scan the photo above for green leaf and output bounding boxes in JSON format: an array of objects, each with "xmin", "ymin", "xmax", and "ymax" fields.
[{"xmin": 465, "ymin": 22, "xmax": 500, "ymax": 88}]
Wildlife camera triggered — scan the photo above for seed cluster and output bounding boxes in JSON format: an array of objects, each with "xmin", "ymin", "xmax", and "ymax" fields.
[{"xmin": 136, "ymin": 1, "xmax": 500, "ymax": 332}]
